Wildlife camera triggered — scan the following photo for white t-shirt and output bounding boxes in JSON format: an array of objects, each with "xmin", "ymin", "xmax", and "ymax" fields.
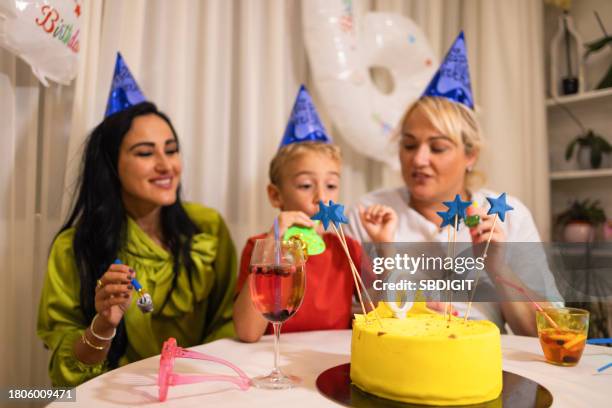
[{"xmin": 347, "ymin": 186, "xmax": 562, "ymax": 330}]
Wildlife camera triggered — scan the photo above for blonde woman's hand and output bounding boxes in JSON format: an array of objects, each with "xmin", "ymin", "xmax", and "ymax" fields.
[
  {"xmin": 468, "ymin": 205, "xmax": 506, "ymax": 245},
  {"xmin": 467, "ymin": 206, "xmax": 506, "ymax": 273},
  {"xmin": 359, "ymin": 204, "xmax": 398, "ymax": 243}
]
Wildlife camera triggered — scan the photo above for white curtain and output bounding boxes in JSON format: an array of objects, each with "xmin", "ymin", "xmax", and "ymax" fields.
[
  {"xmin": 0, "ymin": 0, "xmax": 548, "ymax": 394},
  {"xmin": 64, "ymin": 0, "xmax": 375, "ymax": 248},
  {"xmin": 0, "ymin": 49, "xmax": 74, "ymax": 402}
]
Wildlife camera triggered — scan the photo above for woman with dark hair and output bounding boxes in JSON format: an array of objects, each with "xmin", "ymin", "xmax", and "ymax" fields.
[{"xmin": 37, "ymin": 102, "xmax": 237, "ymax": 386}]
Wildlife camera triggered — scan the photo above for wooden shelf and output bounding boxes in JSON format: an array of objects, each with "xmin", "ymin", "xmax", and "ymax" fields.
[
  {"xmin": 550, "ymin": 168, "xmax": 612, "ymax": 181},
  {"xmin": 546, "ymin": 88, "xmax": 612, "ymax": 107}
]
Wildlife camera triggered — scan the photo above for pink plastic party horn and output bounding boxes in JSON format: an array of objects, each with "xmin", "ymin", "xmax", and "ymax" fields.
[{"xmin": 495, "ymin": 276, "xmax": 558, "ymax": 328}]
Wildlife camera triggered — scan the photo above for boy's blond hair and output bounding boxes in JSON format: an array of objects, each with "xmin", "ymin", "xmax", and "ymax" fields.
[{"xmin": 269, "ymin": 142, "xmax": 342, "ymax": 186}]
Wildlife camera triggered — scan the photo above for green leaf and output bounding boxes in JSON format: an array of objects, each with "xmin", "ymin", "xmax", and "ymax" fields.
[
  {"xmin": 584, "ymin": 35, "xmax": 612, "ymax": 59},
  {"xmin": 596, "ymin": 64, "xmax": 612, "ymax": 89}
]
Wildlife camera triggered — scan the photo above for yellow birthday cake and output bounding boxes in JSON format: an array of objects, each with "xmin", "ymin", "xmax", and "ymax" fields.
[{"xmin": 350, "ymin": 303, "xmax": 502, "ymax": 406}]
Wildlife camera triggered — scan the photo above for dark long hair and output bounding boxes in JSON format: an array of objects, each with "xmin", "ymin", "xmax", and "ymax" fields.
[{"xmin": 59, "ymin": 102, "xmax": 199, "ymax": 367}]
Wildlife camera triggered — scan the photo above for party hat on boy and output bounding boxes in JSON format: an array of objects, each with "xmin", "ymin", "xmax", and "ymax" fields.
[
  {"xmin": 279, "ymin": 85, "xmax": 332, "ymax": 148},
  {"xmin": 105, "ymin": 52, "xmax": 146, "ymax": 117},
  {"xmin": 421, "ymin": 31, "xmax": 474, "ymax": 109}
]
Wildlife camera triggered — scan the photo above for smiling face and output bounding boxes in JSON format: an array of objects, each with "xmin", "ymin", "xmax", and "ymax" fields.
[
  {"xmin": 399, "ymin": 105, "xmax": 476, "ymax": 205},
  {"xmin": 117, "ymin": 114, "xmax": 182, "ymax": 214},
  {"xmin": 268, "ymin": 150, "xmax": 341, "ymax": 216}
]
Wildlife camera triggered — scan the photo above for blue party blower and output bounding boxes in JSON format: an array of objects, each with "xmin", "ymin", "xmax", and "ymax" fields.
[{"xmin": 114, "ymin": 259, "xmax": 153, "ymax": 313}]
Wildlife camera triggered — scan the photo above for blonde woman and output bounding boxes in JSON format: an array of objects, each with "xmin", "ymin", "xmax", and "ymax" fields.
[{"xmin": 348, "ymin": 96, "xmax": 560, "ymax": 336}]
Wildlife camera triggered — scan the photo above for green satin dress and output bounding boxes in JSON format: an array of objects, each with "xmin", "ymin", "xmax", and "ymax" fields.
[{"xmin": 37, "ymin": 203, "xmax": 237, "ymax": 386}]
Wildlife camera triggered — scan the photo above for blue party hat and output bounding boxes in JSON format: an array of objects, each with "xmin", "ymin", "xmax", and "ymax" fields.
[
  {"xmin": 422, "ymin": 31, "xmax": 474, "ymax": 109},
  {"xmin": 105, "ymin": 52, "xmax": 146, "ymax": 117},
  {"xmin": 279, "ymin": 85, "xmax": 331, "ymax": 148}
]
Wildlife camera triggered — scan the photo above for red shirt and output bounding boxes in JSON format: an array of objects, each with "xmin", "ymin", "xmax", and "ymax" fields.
[{"xmin": 237, "ymin": 233, "xmax": 362, "ymax": 333}]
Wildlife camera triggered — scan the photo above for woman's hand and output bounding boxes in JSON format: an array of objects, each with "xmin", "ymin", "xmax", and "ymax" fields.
[
  {"xmin": 271, "ymin": 211, "xmax": 315, "ymax": 237},
  {"xmin": 468, "ymin": 205, "xmax": 507, "ymax": 276},
  {"xmin": 94, "ymin": 263, "xmax": 134, "ymax": 333},
  {"xmin": 359, "ymin": 204, "xmax": 398, "ymax": 243},
  {"xmin": 468, "ymin": 206, "xmax": 506, "ymax": 245}
]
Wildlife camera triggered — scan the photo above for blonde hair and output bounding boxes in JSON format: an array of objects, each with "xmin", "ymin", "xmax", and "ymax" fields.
[
  {"xmin": 398, "ymin": 96, "xmax": 485, "ymax": 189},
  {"xmin": 269, "ymin": 142, "xmax": 342, "ymax": 186}
]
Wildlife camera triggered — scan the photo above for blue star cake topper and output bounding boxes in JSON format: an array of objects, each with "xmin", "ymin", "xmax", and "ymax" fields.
[
  {"xmin": 486, "ymin": 192, "xmax": 514, "ymax": 222},
  {"xmin": 442, "ymin": 194, "xmax": 472, "ymax": 223},
  {"xmin": 328, "ymin": 200, "xmax": 349, "ymax": 228},
  {"xmin": 437, "ymin": 210, "xmax": 459, "ymax": 230},
  {"xmin": 311, "ymin": 200, "xmax": 349, "ymax": 230},
  {"xmin": 279, "ymin": 85, "xmax": 332, "ymax": 148},
  {"xmin": 422, "ymin": 31, "xmax": 474, "ymax": 109},
  {"xmin": 311, "ymin": 200, "xmax": 333, "ymax": 230},
  {"xmin": 105, "ymin": 52, "xmax": 146, "ymax": 118}
]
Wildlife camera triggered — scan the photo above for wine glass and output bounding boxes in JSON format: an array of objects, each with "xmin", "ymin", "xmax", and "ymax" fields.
[{"xmin": 249, "ymin": 237, "xmax": 306, "ymax": 389}]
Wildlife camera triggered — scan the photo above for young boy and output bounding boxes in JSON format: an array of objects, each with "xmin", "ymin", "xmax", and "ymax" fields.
[{"xmin": 233, "ymin": 141, "xmax": 395, "ymax": 342}]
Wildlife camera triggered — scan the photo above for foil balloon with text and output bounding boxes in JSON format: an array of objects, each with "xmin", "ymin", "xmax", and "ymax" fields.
[{"xmin": 0, "ymin": 0, "xmax": 81, "ymax": 85}]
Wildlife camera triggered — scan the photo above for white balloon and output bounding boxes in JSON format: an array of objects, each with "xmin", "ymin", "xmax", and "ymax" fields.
[
  {"xmin": 0, "ymin": 0, "xmax": 81, "ymax": 86},
  {"xmin": 302, "ymin": 0, "xmax": 437, "ymax": 167}
]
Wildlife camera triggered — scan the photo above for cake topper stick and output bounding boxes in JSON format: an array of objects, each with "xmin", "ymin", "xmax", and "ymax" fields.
[
  {"xmin": 313, "ymin": 200, "xmax": 383, "ymax": 327},
  {"xmin": 464, "ymin": 193, "xmax": 514, "ymax": 322},
  {"xmin": 335, "ymin": 224, "xmax": 378, "ymax": 312},
  {"xmin": 331, "ymin": 223, "xmax": 367, "ymax": 316},
  {"xmin": 447, "ymin": 214, "xmax": 459, "ymax": 322},
  {"xmin": 332, "ymin": 223, "xmax": 383, "ymax": 328},
  {"xmin": 464, "ymin": 213, "xmax": 498, "ymax": 322},
  {"xmin": 438, "ymin": 195, "xmax": 470, "ymax": 321}
]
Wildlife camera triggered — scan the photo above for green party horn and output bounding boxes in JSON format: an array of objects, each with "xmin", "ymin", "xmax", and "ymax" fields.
[{"xmin": 284, "ymin": 224, "xmax": 326, "ymax": 256}]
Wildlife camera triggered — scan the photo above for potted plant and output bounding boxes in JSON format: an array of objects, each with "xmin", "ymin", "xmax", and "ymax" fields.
[
  {"xmin": 555, "ymin": 199, "xmax": 607, "ymax": 242},
  {"xmin": 565, "ymin": 129, "xmax": 612, "ymax": 169}
]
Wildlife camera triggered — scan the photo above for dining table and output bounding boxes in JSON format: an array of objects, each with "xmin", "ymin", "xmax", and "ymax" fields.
[{"xmin": 47, "ymin": 330, "xmax": 611, "ymax": 407}]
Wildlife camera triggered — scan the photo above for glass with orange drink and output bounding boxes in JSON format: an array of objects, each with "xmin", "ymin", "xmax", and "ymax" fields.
[{"xmin": 536, "ymin": 307, "xmax": 589, "ymax": 366}]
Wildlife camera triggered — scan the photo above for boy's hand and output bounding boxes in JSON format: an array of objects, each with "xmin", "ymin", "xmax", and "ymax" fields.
[
  {"xmin": 271, "ymin": 211, "xmax": 315, "ymax": 237},
  {"xmin": 359, "ymin": 204, "xmax": 398, "ymax": 243}
]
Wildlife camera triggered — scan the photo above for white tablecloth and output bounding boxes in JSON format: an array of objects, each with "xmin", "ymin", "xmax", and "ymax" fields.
[{"xmin": 48, "ymin": 330, "xmax": 611, "ymax": 407}]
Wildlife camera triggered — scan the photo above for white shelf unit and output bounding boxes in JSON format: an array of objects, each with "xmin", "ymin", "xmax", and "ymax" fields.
[
  {"xmin": 550, "ymin": 168, "xmax": 612, "ymax": 181},
  {"xmin": 546, "ymin": 88, "xmax": 612, "ymax": 239},
  {"xmin": 546, "ymin": 87, "xmax": 612, "ymax": 107}
]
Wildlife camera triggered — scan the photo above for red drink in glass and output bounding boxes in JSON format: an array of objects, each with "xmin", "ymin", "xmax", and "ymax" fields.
[{"xmin": 249, "ymin": 264, "xmax": 306, "ymax": 322}]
